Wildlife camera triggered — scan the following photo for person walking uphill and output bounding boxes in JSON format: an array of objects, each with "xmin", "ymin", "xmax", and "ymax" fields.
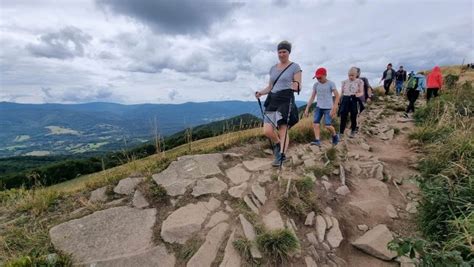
[
  {"xmin": 403, "ymin": 71, "xmax": 426, "ymax": 118},
  {"xmin": 255, "ymin": 40, "xmax": 301, "ymax": 167},
  {"xmin": 304, "ymin": 67, "xmax": 340, "ymax": 146},
  {"xmin": 426, "ymin": 66, "xmax": 443, "ymax": 102},
  {"xmin": 380, "ymin": 63, "xmax": 397, "ymax": 95},
  {"xmin": 339, "ymin": 67, "xmax": 364, "ymax": 138},
  {"xmin": 395, "ymin": 66, "xmax": 407, "ymax": 96}
]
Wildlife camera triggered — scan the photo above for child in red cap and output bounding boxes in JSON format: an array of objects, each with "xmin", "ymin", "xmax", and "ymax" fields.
[{"xmin": 304, "ymin": 67, "xmax": 340, "ymax": 146}]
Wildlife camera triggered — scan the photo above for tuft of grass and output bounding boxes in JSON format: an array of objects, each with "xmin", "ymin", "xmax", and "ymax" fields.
[
  {"xmin": 294, "ymin": 177, "xmax": 314, "ymax": 194},
  {"xmin": 277, "ymin": 194, "xmax": 313, "ymax": 222},
  {"xmin": 14, "ymin": 189, "xmax": 60, "ymax": 216},
  {"xmin": 175, "ymin": 237, "xmax": 201, "ymax": 262},
  {"xmin": 305, "ymin": 165, "xmax": 331, "ymax": 178},
  {"xmin": 325, "ymin": 147, "xmax": 337, "ymax": 161},
  {"xmin": 233, "ymin": 238, "xmax": 259, "ymax": 265},
  {"xmin": 4, "ymin": 253, "xmax": 73, "ymax": 267},
  {"xmin": 256, "ymin": 229, "xmax": 299, "ymax": 264}
]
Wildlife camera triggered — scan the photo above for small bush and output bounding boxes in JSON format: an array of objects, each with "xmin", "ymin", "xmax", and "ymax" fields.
[
  {"xmin": 14, "ymin": 189, "xmax": 61, "ymax": 216},
  {"xmin": 256, "ymin": 229, "xmax": 299, "ymax": 264},
  {"xmin": 5, "ymin": 253, "xmax": 73, "ymax": 267},
  {"xmin": 326, "ymin": 147, "xmax": 337, "ymax": 161},
  {"xmin": 295, "ymin": 177, "xmax": 314, "ymax": 194},
  {"xmin": 233, "ymin": 238, "xmax": 258, "ymax": 265}
]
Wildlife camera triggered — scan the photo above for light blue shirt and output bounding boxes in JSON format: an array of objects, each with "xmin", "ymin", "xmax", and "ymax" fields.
[
  {"xmin": 313, "ymin": 80, "xmax": 337, "ymax": 109},
  {"xmin": 415, "ymin": 74, "xmax": 426, "ymax": 92}
]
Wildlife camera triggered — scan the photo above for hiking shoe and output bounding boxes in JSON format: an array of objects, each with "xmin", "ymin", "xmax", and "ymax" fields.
[
  {"xmin": 273, "ymin": 143, "xmax": 281, "ymax": 156},
  {"xmin": 349, "ymin": 130, "xmax": 356, "ymax": 138},
  {"xmin": 310, "ymin": 139, "xmax": 321, "ymax": 146},
  {"xmin": 272, "ymin": 153, "xmax": 288, "ymax": 167},
  {"xmin": 332, "ymin": 134, "xmax": 339, "ymax": 145},
  {"xmin": 402, "ymin": 113, "xmax": 409, "ymax": 118}
]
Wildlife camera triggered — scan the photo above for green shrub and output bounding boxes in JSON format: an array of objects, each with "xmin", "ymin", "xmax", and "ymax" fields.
[
  {"xmin": 233, "ymin": 238, "xmax": 258, "ymax": 265},
  {"xmin": 5, "ymin": 253, "xmax": 73, "ymax": 267},
  {"xmin": 256, "ymin": 229, "xmax": 299, "ymax": 264},
  {"xmin": 406, "ymin": 79, "xmax": 473, "ymax": 264}
]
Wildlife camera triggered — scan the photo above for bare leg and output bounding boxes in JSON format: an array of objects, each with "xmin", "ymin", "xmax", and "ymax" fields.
[
  {"xmin": 313, "ymin": 123, "xmax": 321, "ymax": 140},
  {"xmin": 263, "ymin": 123, "xmax": 279, "ymax": 143},
  {"xmin": 325, "ymin": 125, "xmax": 336, "ymax": 136},
  {"xmin": 278, "ymin": 125, "xmax": 289, "ymax": 154}
]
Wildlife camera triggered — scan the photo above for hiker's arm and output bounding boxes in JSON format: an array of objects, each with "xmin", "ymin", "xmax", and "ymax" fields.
[
  {"xmin": 356, "ymin": 80, "xmax": 364, "ymax": 97},
  {"xmin": 255, "ymin": 81, "xmax": 272, "ymax": 97},
  {"xmin": 331, "ymin": 88, "xmax": 340, "ymax": 118},
  {"xmin": 304, "ymin": 90, "xmax": 316, "ymax": 117},
  {"xmin": 291, "ymin": 71, "xmax": 302, "ymax": 92}
]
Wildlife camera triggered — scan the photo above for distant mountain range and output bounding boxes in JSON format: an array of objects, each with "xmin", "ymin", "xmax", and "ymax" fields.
[{"xmin": 0, "ymin": 100, "xmax": 305, "ymax": 157}]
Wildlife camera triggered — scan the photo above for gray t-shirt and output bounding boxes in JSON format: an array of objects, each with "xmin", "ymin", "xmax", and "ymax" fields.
[
  {"xmin": 313, "ymin": 80, "xmax": 337, "ymax": 109},
  {"xmin": 269, "ymin": 63, "xmax": 302, "ymax": 93}
]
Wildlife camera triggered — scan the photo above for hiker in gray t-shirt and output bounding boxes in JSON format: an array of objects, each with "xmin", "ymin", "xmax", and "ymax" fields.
[
  {"xmin": 255, "ymin": 40, "xmax": 302, "ymax": 167},
  {"xmin": 304, "ymin": 67, "xmax": 340, "ymax": 146}
]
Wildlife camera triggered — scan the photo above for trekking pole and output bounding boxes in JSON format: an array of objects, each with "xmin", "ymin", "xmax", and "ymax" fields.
[
  {"xmin": 281, "ymin": 93, "xmax": 294, "ymax": 197},
  {"xmin": 257, "ymin": 97, "xmax": 274, "ymax": 152}
]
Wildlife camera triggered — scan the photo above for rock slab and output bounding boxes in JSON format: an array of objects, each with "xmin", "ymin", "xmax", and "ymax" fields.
[
  {"xmin": 132, "ymin": 190, "xmax": 149, "ymax": 209},
  {"xmin": 192, "ymin": 177, "xmax": 228, "ymax": 196},
  {"xmin": 161, "ymin": 198, "xmax": 220, "ymax": 244},
  {"xmin": 326, "ymin": 217, "xmax": 343, "ymax": 248},
  {"xmin": 49, "ymin": 206, "xmax": 156, "ymax": 264},
  {"xmin": 262, "ymin": 210, "xmax": 285, "ymax": 231},
  {"xmin": 220, "ymin": 229, "xmax": 241, "ymax": 267},
  {"xmin": 152, "ymin": 154, "xmax": 223, "ymax": 196},
  {"xmin": 90, "ymin": 245, "xmax": 175, "ymax": 267},
  {"xmin": 239, "ymin": 214, "xmax": 262, "ymax": 259},
  {"xmin": 226, "ymin": 164, "xmax": 251, "ymax": 184},
  {"xmin": 113, "ymin": 177, "xmax": 145, "ymax": 195},
  {"xmin": 187, "ymin": 223, "xmax": 229, "ymax": 267},
  {"xmin": 352, "ymin": 224, "xmax": 397, "ymax": 260},
  {"xmin": 89, "ymin": 186, "xmax": 108, "ymax": 203}
]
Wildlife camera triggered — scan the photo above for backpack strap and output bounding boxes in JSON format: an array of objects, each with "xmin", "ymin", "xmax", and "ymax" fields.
[{"xmin": 272, "ymin": 62, "xmax": 294, "ymax": 88}]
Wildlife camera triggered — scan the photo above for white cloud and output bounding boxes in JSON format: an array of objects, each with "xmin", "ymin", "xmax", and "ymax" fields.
[{"xmin": 0, "ymin": 0, "xmax": 472, "ymax": 104}]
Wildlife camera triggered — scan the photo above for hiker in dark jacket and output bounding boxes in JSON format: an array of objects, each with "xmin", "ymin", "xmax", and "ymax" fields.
[
  {"xmin": 395, "ymin": 66, "xmax": 407, "ymax": 96},
  {"xmin": 357, "ymin": 69, "xmax": 373, "ymax": 103},
  {"xmin": 255, "ymin": 40, "xmax": 302, "ymax": 167},
  {"xmin": 380, "ymin": 63, "xmax": 396, "ymax": 95}
]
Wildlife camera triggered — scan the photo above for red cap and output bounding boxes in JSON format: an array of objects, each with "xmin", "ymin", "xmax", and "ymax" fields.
[{"xmin": 313, "ymin": 67, "xmax": 327, "ymax": 79}]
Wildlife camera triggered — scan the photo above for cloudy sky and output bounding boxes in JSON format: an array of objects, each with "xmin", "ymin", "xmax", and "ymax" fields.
[{"xmin": 0, "ymin": 0, "xmax": 472, "ymax": 104}]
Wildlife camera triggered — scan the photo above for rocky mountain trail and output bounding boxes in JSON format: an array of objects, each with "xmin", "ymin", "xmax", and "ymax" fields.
[{"xmin": 47, "ymin": 95, "xmax": 422, "ymax": 266}]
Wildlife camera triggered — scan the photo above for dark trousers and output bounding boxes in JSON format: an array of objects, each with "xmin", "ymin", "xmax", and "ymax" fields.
[
  {"xmin": 339, "ymin": 96, "xmax": 358, "ymax": 134},
  {"xmin": 406, "ymin": 90, "xmax": 420, "ymax": 113},
  {"xmin": 426, "ymin": 88, "xmax": 439, "ymax": 102},
  {"xmin": 384, "ymin": 79, "xmax": 393, "ymax": 95}
]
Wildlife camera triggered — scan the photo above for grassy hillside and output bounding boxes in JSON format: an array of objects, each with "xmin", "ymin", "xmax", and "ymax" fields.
[
  {"xmin": 389, "ymin": 66, "xmax": 473, "ymax": 265},
  {"xmin": 0, "ymin": 113, "xmax": 260, "ymax": 190}
]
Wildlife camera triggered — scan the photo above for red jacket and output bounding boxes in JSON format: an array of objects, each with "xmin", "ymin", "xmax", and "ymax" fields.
[{"xmin": 426, "ymin": 66, "xmax": 443, "ymax": 89}]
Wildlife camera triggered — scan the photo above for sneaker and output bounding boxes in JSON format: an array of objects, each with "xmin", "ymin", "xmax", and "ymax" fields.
[
  {"xmin": 402, "ymin": 113, "xmax": 409, "ymax": 118},
  {"xmin": 273, "ymin": 143, "xmax": 281, "ymax": 156},
  {"xmin": 349, "ymin": 130, "xmax": 356, "ymax": 138},
  {"xmin": 310, "ymin": 139, "xmax": 321, "ymax": 146},
  {"xmin": 332, "ymin": 134, "xmax": 339, "ymax": 145},
  {"xmin": 272, "ymin": 153, "xmax": 288, "ymax": 167}
]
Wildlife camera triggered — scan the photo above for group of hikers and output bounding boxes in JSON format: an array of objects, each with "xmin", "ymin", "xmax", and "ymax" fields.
[{"xmin": 255, "ymin": 40, "xmax": 444, "ymax": 167}]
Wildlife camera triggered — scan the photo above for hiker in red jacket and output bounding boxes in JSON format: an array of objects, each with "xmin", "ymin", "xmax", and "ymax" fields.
[{"xmin": 426, "ymin": 66, "xmax": 443, "ymax": 102}]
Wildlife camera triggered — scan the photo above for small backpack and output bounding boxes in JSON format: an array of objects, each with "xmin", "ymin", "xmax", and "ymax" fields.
[{"xmin": 406, "ymin": 76, "xmax": 419, "ymax": 90}]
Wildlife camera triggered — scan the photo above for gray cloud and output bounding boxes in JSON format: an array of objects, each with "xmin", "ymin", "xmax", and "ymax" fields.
[
  {"xmin": 96, "ymin": 0, "xmax": 241, "ymax": 34},
  {"xmin": 27, "ymin": 26, "xmax": 92, "ymax": 59}
]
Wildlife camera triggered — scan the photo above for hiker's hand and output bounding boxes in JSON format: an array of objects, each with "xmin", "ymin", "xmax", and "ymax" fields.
[
  {"xmin": 330, "ymin": 108, "xmax": 336, "ymax": 118},
  {"xmin": 367, "ymin": 98, "xmax": 372, "ymax": 103},
  {"xmin": 255, "ymin": 91, "xmax": 262, "ymax": 98},
  {"xmin": 304, "ymin": 109, "xmax": 309, "ymax": 118}
]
